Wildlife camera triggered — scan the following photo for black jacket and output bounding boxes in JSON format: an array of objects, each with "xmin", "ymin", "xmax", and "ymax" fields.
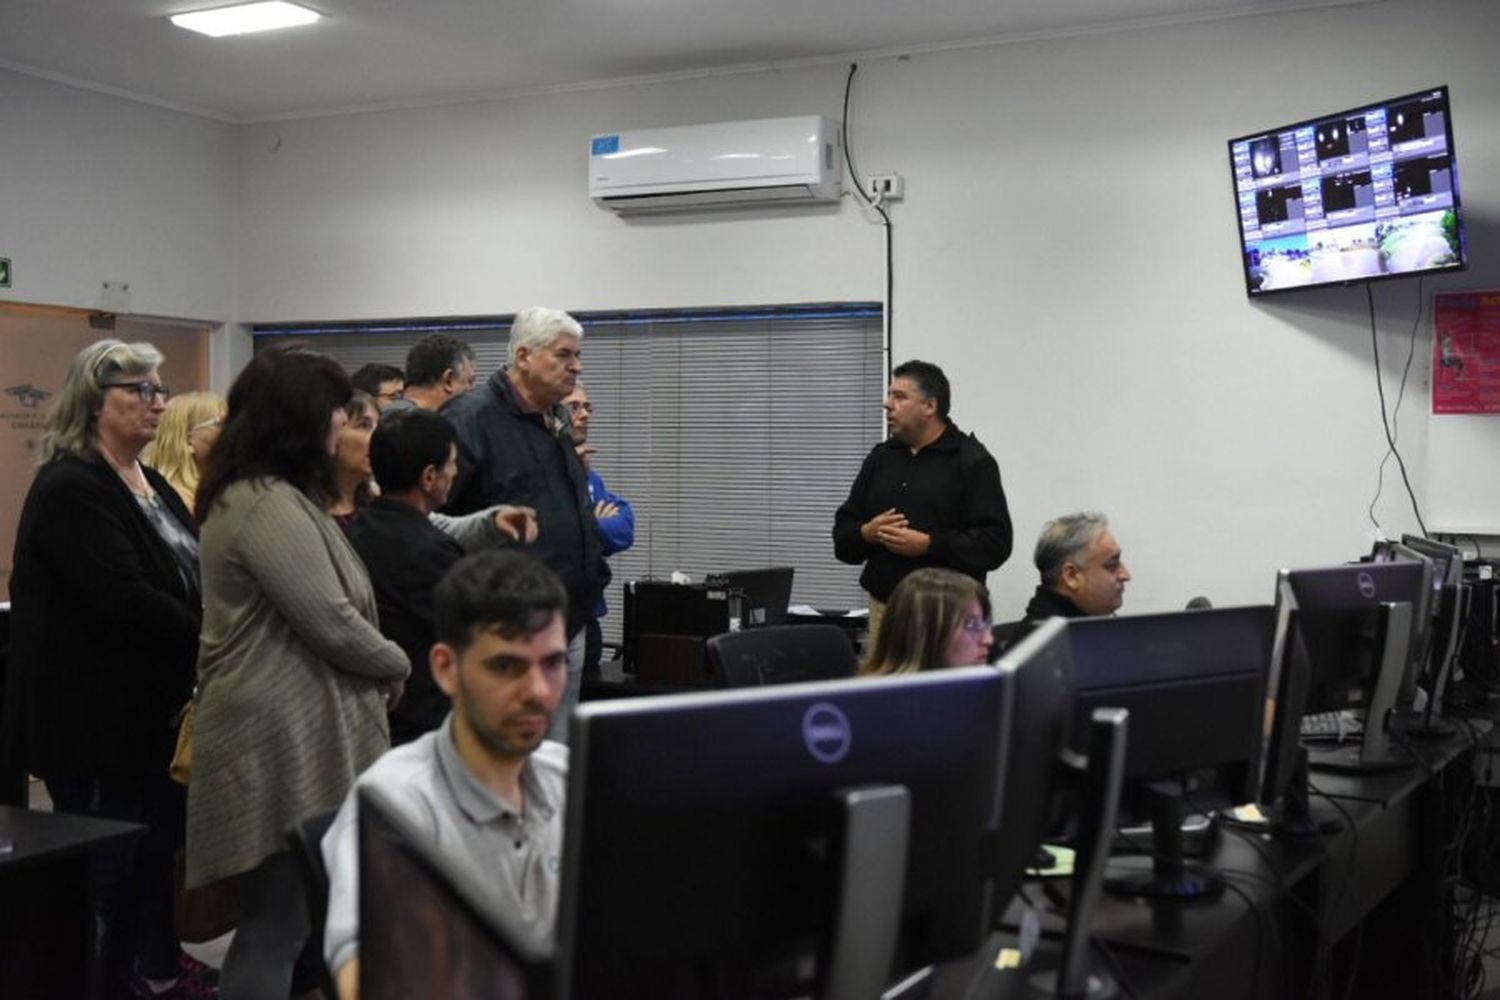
[
  {"xmin": 442, "ymin": 371, "xmax": 602, "ymax": 636},
  {"xmin": 5, "ymin": 453, "xmax": 201, "ymax": 779},
  {"xmin": 342, "ymin": 498, "xmax": 464, "ymax": 745},
  {"xmin": 832, "ymin": 422, "xmax": 1012, "ymax": 602},
  {"xmin": 1023, "ymin": 586, "xmax": 1089, "ymax": 624}
]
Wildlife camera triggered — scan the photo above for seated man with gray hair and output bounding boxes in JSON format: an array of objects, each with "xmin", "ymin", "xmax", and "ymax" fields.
[{"xmin": 1023, "ymin": 511, "xmax": 1131, "ymax": 624}]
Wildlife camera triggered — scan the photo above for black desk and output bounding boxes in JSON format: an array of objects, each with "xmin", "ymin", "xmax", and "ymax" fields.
[
  {"xmin": 0, "ymin": 805, "xmax": 145, "ymax": 1000},
  {"xmin": 952, "ymin": 726, "xmax": 1485, "ymax": 1000},
  {"xmin": 580, "ymin": 657, "xmax": 702, "ymax": 701}
]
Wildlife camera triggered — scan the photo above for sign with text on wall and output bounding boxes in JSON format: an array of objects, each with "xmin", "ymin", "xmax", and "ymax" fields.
[{"xmin": 1433, "ymin": 291, "xmax": 1500, "ymax": 415}]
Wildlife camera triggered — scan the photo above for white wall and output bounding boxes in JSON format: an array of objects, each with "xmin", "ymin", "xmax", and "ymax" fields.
[{"xmin": 0, "ymin": 68, "xmax": 239, "ymax": 323}]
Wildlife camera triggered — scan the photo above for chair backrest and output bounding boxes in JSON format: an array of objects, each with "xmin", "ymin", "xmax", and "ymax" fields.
[
  {"xmin": 286, "ymin": 807, "xmax": 341, "ymax": 1000},
  {"xmin": 991, "ymin": 618, "xmax": 1034, "ymax": 658},
  {"xmin": 705, "ymin": 624, "xmax": 857, "ymax": 688}
]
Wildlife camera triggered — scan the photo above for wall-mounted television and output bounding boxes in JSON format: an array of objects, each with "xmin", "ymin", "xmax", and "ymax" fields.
[{"xmin": 1229, "ymin": 86, "xmax": 1466, "ymax": 296}]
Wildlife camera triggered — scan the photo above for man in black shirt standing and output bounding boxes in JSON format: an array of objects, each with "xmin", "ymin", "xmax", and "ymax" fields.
[{"xmin": 833, "ymin": 360, "xmax": 1013, "ymax": 639}]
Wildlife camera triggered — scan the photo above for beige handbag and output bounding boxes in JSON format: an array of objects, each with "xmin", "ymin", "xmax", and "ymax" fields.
[{"xmin": 169, "ymin": 700, "xmax": 194, "ymax": 786}]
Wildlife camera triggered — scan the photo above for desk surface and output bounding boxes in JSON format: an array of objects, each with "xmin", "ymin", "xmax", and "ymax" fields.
[
  {"xmin": 0, "ymin": 805, "xmax": 144, "ymax": 872},
  {"xmin": 955, "ymin": 725, "xmax": 1482, "ymax": 1000}
]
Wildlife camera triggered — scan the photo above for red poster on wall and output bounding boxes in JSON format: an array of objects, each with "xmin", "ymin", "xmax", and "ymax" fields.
[{"xmin": 1433, "ymin": 291, "xmax": 1500, "ymax": 414}]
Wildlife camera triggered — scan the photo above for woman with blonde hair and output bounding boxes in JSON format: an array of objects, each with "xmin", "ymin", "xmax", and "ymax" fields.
[
  {"xmin": 143, "ymin": 390, "xmax": 226, "ymax": 514},
  {"xmin": 859, "ymin": 567, "xmax": 994, "ymax": 676}
]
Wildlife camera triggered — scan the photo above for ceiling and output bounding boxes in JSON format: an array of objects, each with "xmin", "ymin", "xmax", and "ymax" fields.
[{"xmin": 0, "ymin": 0, "xmax": 1363, "ymax": 122}]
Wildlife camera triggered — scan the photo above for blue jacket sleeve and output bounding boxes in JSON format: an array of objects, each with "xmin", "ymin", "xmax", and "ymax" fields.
[{"xmin": 588, "ymin": 469, "xmax": 635, "ymax": 555}]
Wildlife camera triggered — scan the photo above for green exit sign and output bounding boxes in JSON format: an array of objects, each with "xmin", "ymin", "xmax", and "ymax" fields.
[{"xmin": 0, "ymin": 258, "xmax": 10, "ymax": 287}]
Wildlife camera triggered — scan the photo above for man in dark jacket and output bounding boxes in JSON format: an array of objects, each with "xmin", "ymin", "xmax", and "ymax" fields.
[
  {"xmin": 443, "ymin": 306, "xmax": 601, "ymax": 742},
  {"xmin": 1005, "ymin": 512, "xmax": 1131, "ymax": 652},
  {"xmin": 833, "ymin": 359, "xmax": 1012, "ymax": 640},
  {"xmin": 344, "ymin": 409, "xmax": 469, "ymax": 744}
]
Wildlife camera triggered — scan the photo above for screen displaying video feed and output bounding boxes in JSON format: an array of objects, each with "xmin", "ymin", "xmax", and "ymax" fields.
[{"xmin": 1228, "ymin": 86, "xmax": 1465, "ymax": 296}]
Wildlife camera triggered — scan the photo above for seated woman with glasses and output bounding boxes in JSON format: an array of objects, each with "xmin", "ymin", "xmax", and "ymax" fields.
[{"xmin": 858, "ymin": 567, "xmax": 994, "ymax": 676}]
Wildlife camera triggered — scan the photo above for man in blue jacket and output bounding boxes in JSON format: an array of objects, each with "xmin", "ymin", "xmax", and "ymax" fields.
[{"xmin": 562, "ymin": 383, "xmax": 634, "ymax": 671}]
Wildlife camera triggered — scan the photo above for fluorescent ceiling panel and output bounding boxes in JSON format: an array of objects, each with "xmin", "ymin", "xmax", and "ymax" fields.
[{"xmin": 170, "ymin": 1, "xmax": 321, "ymax": 38}]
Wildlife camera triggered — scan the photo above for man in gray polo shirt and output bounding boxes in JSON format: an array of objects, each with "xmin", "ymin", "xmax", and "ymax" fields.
[{"xmin": 322, "ymin": 549, "xmax": 570, "ymax": 999}]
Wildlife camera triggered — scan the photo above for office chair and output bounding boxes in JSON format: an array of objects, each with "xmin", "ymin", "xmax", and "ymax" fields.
[
  {"xmin": 705, "ymin": 624, "xmax": 857, "ymax": 688},
  {"xmin": 990, "ymin": 619, "xmax": 1033, "ymax": 658},
  {"xmin": 286, "ymin": 807, "xmax": 341, "ymax": 1000}
]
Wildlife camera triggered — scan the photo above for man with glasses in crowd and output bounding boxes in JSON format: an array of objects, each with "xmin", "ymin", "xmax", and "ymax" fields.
[{"xmin": 561, "ymin": 382, "xmax": 633, "ymax": 672}]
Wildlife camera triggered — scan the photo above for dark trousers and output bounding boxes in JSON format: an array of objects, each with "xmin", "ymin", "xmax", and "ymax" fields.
[
  {"xmin": 220, "ymin": 849, "xmax": 312, "ymax": 1000},
  {"xmin": 45, "ymin": 768, "xmax": 185, "ymax": 991},
  {"xmin": 584, "ymin": 617, "xmax": 604, "ymax": 672}
]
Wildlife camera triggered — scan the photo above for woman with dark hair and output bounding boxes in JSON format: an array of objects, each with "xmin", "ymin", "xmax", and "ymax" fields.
[
  {"xmin": 858, "ymin": 567, "xmax": 994, "ymax": 676},
  {"xmin": 8, "ymin": 339, "xmax": 205, "ymax": 997},
  {"xmin": 329, "ymin": 389, "xmax": 379, "ymax": 520},
  {"xmin": 186, "ymin": 346, "xmax": 408, "ymax": 999}
]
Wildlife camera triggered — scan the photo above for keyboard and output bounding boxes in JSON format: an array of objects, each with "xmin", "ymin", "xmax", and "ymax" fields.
[{"xmin": 1300, "ymin": 710, "xmax": 1364, "ymax": 742}]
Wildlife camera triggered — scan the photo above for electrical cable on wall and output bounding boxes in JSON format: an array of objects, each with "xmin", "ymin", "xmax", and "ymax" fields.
[
  {"xmin": 1366, "ymin": 281, "xmax": 1429, "ymax": 537},
  {"xmin": 842, "ymin": 62, "xmax": 894, "ymax": 386}
]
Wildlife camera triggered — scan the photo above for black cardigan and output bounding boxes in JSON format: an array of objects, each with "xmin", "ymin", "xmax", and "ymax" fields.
[{"xmin": 5, "ymin": 452, "xmax": 201, "ymax": 780}]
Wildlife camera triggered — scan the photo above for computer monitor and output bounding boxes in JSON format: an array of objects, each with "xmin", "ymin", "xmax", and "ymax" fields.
[
  {"xmin": 557, "ymin": 668, "xmax": 1011, "ymax": 1000},
  {"xmin": 358, "ymin": 786, "xmax": 550, "ymax": 1000},
  {"xmin": 1398, "ymin": 535, "xmax": 1466, "ymax": 723},
  {"xmin": 1260, "ymin": 563, "xmax": 1421, "ymax": 790},
  {"xmin": 987, "ymin": 618, "xmax": 1076, "ymax": 914},
  {"xmin": 1067, "ymin": 606, "xmax": 1275, "ymax": 898},
  {"xmin": 709, "ymin": 566, "xmax": 796, "ymax": 629},
  {"xmin": 621, "ymin": 580, "xmax": 731, "ymax": 682},
  {"xmin": 1370, "ymin": 541, "xmax": 1436, "ymax": 703},
  {"xmin": 989, "ymin": 619, "xmax": 1129, "ymax": 1000}
]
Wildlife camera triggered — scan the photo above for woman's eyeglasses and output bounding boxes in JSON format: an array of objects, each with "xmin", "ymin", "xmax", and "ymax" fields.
[
  {"xmin": 103, "ymin": 381, "xmax": 171, "ymax": 403},
  {"xmin": 960, "ymin": 616, "xmax": 994, "ymax": 635}
]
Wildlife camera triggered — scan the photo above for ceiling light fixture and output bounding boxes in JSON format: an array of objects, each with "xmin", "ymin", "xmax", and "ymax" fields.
[{"xmin": 170, "ymin": 1, "xmax": 321, "ymax": 38}]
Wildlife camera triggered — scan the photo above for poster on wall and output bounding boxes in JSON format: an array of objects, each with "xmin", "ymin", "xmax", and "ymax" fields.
[{"xmin": 1433, "ymin": 291, "xmax": 1500, "ymax": 415}]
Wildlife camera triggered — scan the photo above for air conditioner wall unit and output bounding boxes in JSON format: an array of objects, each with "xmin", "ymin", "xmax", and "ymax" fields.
[{"xmin": 588, "ymin": 116, "xmax": 842, "ymax": 214}]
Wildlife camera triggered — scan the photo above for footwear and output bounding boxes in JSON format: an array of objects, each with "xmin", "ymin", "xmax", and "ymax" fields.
[{"xmin": 178, "ymin": 952, "xmax": 220, "ymax": 988}]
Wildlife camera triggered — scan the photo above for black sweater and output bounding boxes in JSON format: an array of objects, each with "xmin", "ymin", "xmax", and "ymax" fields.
[
  {"xmin": 832, "ymin": 422, "xmax": 1012, "ymax": 602},
  {"xmin": 6, "ymin": 453, "xmax": 201, "ymax": 779}
]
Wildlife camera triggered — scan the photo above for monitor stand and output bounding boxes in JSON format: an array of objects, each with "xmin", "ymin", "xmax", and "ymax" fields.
[
  {"xmin": 1020, "ymin": 709, "xmax": 1128, "ymax": 1000},
  {"xmin": 1223, "ymin": 746, "xmax": 1341, "ymax": 839},
  {"xmin": 1307, "ymin": 602, "xmax": 1417, "ymax": 773},
  {"xmin": 823, "ymin": 784, "xmax": 910, "ymax": 1000},
  {"xmin": 1103, "ymin": 780, "xmax": 1224, "ymax": 900}
]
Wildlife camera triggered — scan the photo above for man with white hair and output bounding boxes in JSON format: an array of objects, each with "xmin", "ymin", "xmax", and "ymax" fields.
[{"xmin": 443, "ymin": 307, "xmax": 602, "ymax": 742}]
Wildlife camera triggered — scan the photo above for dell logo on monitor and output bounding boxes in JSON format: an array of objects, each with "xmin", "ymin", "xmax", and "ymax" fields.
[
  {"xmin": 802, "ymin": 703, "xmax": 852, "ymax": 764},
  {"xmin": 1357, "ymin": 571, "xmax": 1377, "ymax": 600}
]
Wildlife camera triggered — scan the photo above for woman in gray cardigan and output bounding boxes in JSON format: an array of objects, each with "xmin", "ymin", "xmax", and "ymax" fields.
[{"xmin": 186, "ymin": 347, "xmax": 408, "ymax": 1000}]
